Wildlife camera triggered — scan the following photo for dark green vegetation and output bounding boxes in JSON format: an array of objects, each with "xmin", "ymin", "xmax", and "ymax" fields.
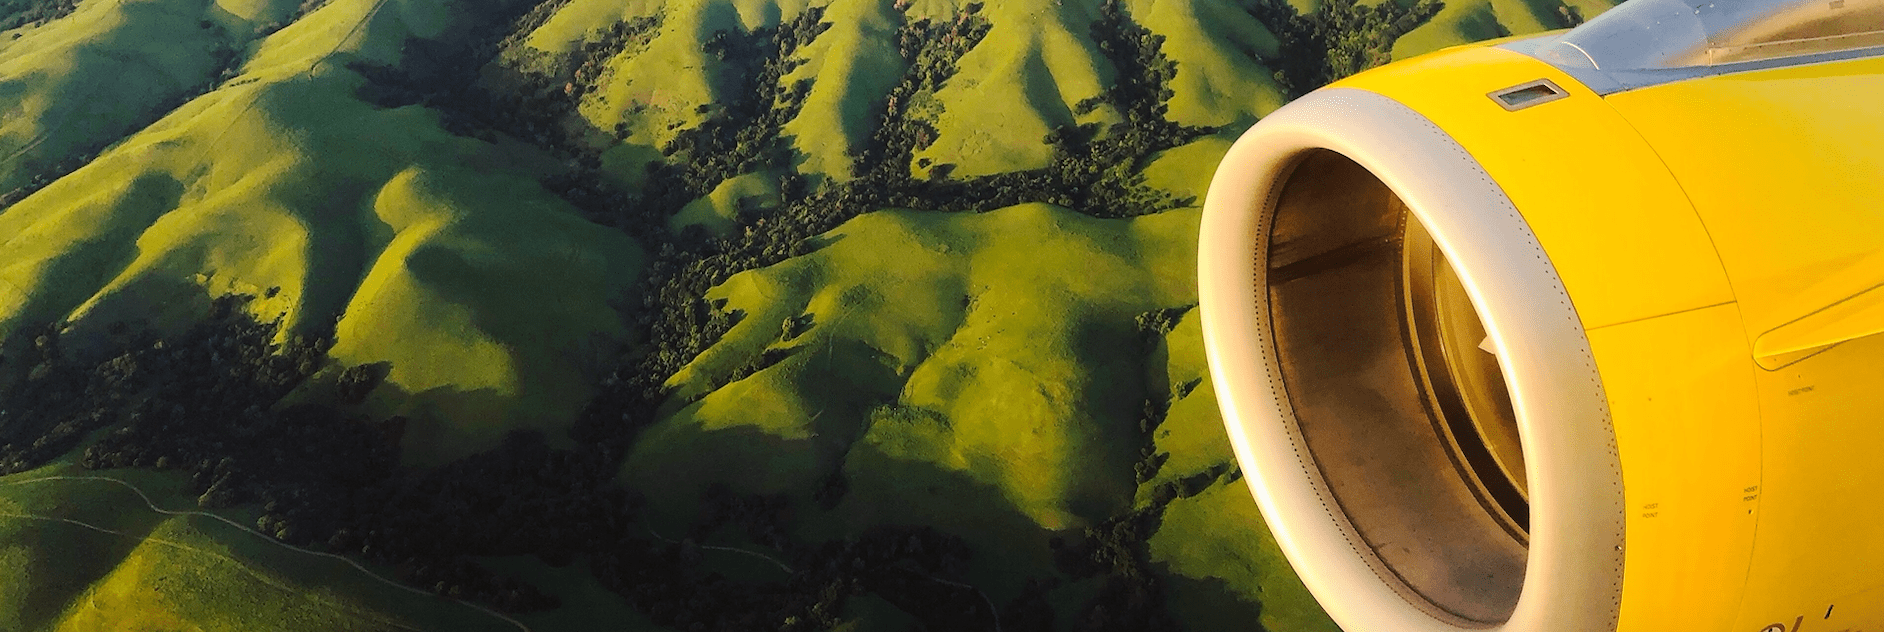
[
  {"xmin": 1252, "ymin": 0, "xmax": 1447, "ymax": 98},
  {"xmin": 0, "ymin": 0, "xmax": 1610, "ymax": 629},
  {"xmin": 0, "ymin": 0, "xmax": 76, "ymax": 33}
]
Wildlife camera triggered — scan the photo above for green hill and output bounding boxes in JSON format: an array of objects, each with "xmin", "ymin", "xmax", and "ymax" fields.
[{"xmin": 0, "ymin": 0, "xmax": 1612, "ymax": 629}]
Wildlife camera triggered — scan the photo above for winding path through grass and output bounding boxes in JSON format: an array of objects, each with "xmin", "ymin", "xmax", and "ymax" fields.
[{"xmin": 0, "ymin": 474, "xmax": 532, "ymax": 632}]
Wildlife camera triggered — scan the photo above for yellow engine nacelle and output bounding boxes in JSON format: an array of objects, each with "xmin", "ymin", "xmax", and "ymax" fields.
[{"xmin": 1197, "ymin": 0, "xmax": 1884, "ymax": 630}]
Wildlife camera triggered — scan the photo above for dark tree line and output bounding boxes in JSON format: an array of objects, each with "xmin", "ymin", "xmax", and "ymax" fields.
[
  {"xmin": 0, "ymin": 296, "xmax": 328, "ymax": 475},
  {"xmin": 346, "ymin": 0, "xmax": 656, "ymax": 157},
  {"xmin": 574, "ymin": 0, "xmax": 1210, "ymax": 456},
  {"xmin": 0, "ymin": 0, "xmax": 77, "ymax": 33},
  {"xmin": 0, "ymin": 295, "xmax": 1232, "ymax": 628},
  {"xmin": 558, "ymin": 5, "xmax": 1223, "ymax": 628},
  {"xmin": 851, "ymin": 3, "xmax": 993, "ymax": 181},
  {"xmin": 1031, "ymin": 305, "xmax": 1222, "ymax": 632},
  {"xmin": 0, "ymin": 295, "xmax": 1009, "ymax": 627},
  {"xmin": 1247, "ymin": 0, "xmax": 1447, "ymax": 98},
  {"xmin": 0, "ymin": 0, "xmax": 1445, "ymax": 628}
]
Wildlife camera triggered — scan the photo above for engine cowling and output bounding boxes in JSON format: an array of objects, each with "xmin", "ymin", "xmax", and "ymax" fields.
[{"xmin": 1197, "ymin": 0, "xmax": 1884, "ymax": 630}]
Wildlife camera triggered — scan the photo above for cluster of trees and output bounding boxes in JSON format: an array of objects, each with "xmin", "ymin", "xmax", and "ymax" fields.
[
  {"xmin": 588, "ymin": 0, "xmax": 1206, "ymax": 455},
  {"xmin": 0, "ymin": 294, "xmax": 1015, "ymax": 627},
  {"xmin": 1001, "ymin": 0, "xmax": 1214, "ymax": 219},
  {"xmin": 841, "ymin": 0, "xmax": 1207, "ymax": 219},
  {"xmin": 562, "ymin": 9, "xmax": 844, "ymax": 454},
  {"xmin": 1247, "ymin": 0, "xmax": 1447, "ymax": 98},
  {"xmin": 852, "ymin": 3, "xmax": 991, "ymax": 181},
  {"xmin": 0, "ymin": 296, "xmax": 551, "ymax": 611},
  {"xmin": 0, "ymin": 297, "xmax": 321, "ymax": 475},
  {"xmin": 485, "ymin": 11, "xmax": 663, "ymax": 141},
  {"xmin": 571, "ymin": 17, "xmax": 664, "ymax": 103},
  {"xmin": 0, "ymin": 0, "xmax": 77, "ymax": 32},
  {"xmin": 348, "ymin": 0, "xmax": 660, "ymax": 162},
  {"xmin": 566, "ymin": 8, "xmax": 1217, "ymax": 626},
  {"xmin": 0, "ymin": 292, "xmax": 1236, "ymax": 630},
  {"xmin": 587, "ymin": 518, "xmax": 989, "ymax": 632},
  {"xmin": 1027, "ymin": 304, "xmax": 1240, "ymax": 632},
  {"xmin": 1130, "ymin": 306, "xmax": 1192, "ymax": 485},
  {"xmin": 637, "ymin": 7, "xmax": 830, "ymax": 223},
  {"xmin": 0, "ymin": 0, "xmax": 1435, "ymax": 626},
  {"xmin": 1051, "ymin": 462, "xmax": 1240, "ymax": 632}
]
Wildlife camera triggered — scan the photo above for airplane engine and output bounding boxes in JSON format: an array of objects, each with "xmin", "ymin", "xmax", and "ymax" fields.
[{"xmin": 1196, "ymin": 0, "xmax": 1884, "ymax": 630}]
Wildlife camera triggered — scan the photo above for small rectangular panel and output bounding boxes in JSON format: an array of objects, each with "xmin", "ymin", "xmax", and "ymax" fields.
[
  {"xmin": 1587, "ymin": 303, "xmax": 1762, "ymax": 630},
  {"xmin": 1488, "ymin": 79, "xmax": 1569, "ymax": 111},
  {"xmin": 1330, "ymin": 47, "xmax": 1737, "ymax": 331}
]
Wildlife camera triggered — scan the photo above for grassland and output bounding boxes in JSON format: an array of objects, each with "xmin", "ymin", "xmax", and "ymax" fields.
[
  {"xmin": 0, "ymin": 0, "xmax": 645, "ymax": 466},
  {"xmin": 1390, "ymin": 0, "xmax": 1619, "ymax": 60},
  {"xmin": 633, "ymin": 201, "xmax": 1196, "ymax": 542},
  {"xmin": 0, "ymin": 0, "xmax": 1624, "ymax": 628},
  {"xmin": 0, "ymin": 461, "xmax": 530, "ymax": 632},
  {"xmin": 619, "ymin": 197, "xmax": 1345, "ymax": 628}
]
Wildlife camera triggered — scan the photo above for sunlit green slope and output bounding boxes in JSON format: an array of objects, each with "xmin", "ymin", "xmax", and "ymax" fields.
[
  {"xmin": 0, "ymin": 0, "xmax": 255, "ymax": 198},
  {"xmin": 0, "ymin": 462, "xmax": 529, "ymax": 632},
  {"xmin": 1391, "ymin": 0, "xmax": 1618, "ymax": 60},
  {"xmin": 0, "ymin": 0, "xmax": 644, "ymax": 466},
  {"xmin": 635, "ymin": 201, "xmax": 1192, "ymax": 534},
  {"xmin": 518, "ymin": 0, "xmax": 1288, "ymax": 185},
  {"xmin": 620, "ymin": 134, "xmax": 1341, "ymax": 630},
  {"xmin": 0, "ymin": 0, "xmax": 1620, "ymax": 628}
]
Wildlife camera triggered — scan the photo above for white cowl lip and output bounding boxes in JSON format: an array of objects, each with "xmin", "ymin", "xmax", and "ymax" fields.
[{"xmin": 1196, "ymin": 87, "xmax": 1626, "ymax": 632}]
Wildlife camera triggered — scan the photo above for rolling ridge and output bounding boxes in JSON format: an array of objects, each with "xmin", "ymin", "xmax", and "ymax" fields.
[{"xmin": 0, "ymin": 0, "xmax": 1613, "ymax": 628}]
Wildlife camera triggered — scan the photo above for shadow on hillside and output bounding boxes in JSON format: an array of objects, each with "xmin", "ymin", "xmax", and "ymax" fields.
[
  {"xmin": 0, "ymin": 475, "xmax": 179, "ymax": 631},
  {"xmin": 834, "ymin": 438, "xmax": 1078, "ymax": 604},
  {"xmin": 1156, "ymin": 571, "xmax": 1269, "ymax": 632},
  {"xmin": 5, "ymin": 173, "xmax": 184, "ymax": 345}
]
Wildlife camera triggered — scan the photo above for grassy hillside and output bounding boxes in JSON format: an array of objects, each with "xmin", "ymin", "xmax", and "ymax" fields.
[
  {"xmin": 0, "ymin": 0, "xmax": 645, "ymax": 466},
  {"xmin": 1391, "ymin": 0, "xmax": 1618, "ymax": 60},
  {"xmin": 633, "ymin": 201, "xmax": 1193, "ymax": 562},
  {"xmin": 621, "ymin": 201, "xmax": 1338, "ymax": 631},
  {"xmin": 0, "ymin": 0, "xmax": 1616, "ymax": 628},
  {"xmin": 0, "ymin": 461, "xmax": 528, "ymax": 632}
]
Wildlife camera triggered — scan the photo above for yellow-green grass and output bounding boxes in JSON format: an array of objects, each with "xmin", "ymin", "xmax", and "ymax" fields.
[
  {"xmin": 830, "ymin": 595, "xmax": 918, "ymax": 632},
  {"xmin": 0, "ymin": 0, "xmax": 277, "ymax": 193},
  {"xmin": 0, "ymin": 463, "xmax": 518, "ymax": 632},
  {"xmin": 566, "ymin": 0, "xmax": 817, "ymax": 162},
  {"xmin": 0, "ymin": 0, "xmax": 646, "ymax": 466},
  {"xmin": 1150, "ymin": 481, "xmax": 1338, "ymax": 632},
  {"xmin": 1124, "ymin": 0, "xmax": 1286, "ymax": 132},
  {"xmin": 522, "ymin": 0, "xmax": 1301, "ymax": 191},
  {"xmin": 520, "ymin": 0, "xmax": 664, "ymax": 54},
  {"xmin": 1140, "ymin": 134, "xmax": 1233, "ymax": 206},
  {"xmin": 622, "ymin": 203, "xmax": 1200, "ymax": 602},
  {"xmin": 911, "ymin": 0, "xmax": 1113, "ymax": 177},
  {"xmin": 777, "ymin": 0, "xmax": 906, "ymax": 182},
  {"xmin": 1391, "ymin": 0, "xmax": 1619, "ymax": 61},
  {"xmin": 1130, "ymin": 310, "xmax": 1339, "ymax": 632},
  {"xmin": 907, "ymin": 0, "xmax": 1287, "ymax": 177},
  {"xmin": 669, "ymin": 170, "xmax": 783, "ymax": 236}
]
